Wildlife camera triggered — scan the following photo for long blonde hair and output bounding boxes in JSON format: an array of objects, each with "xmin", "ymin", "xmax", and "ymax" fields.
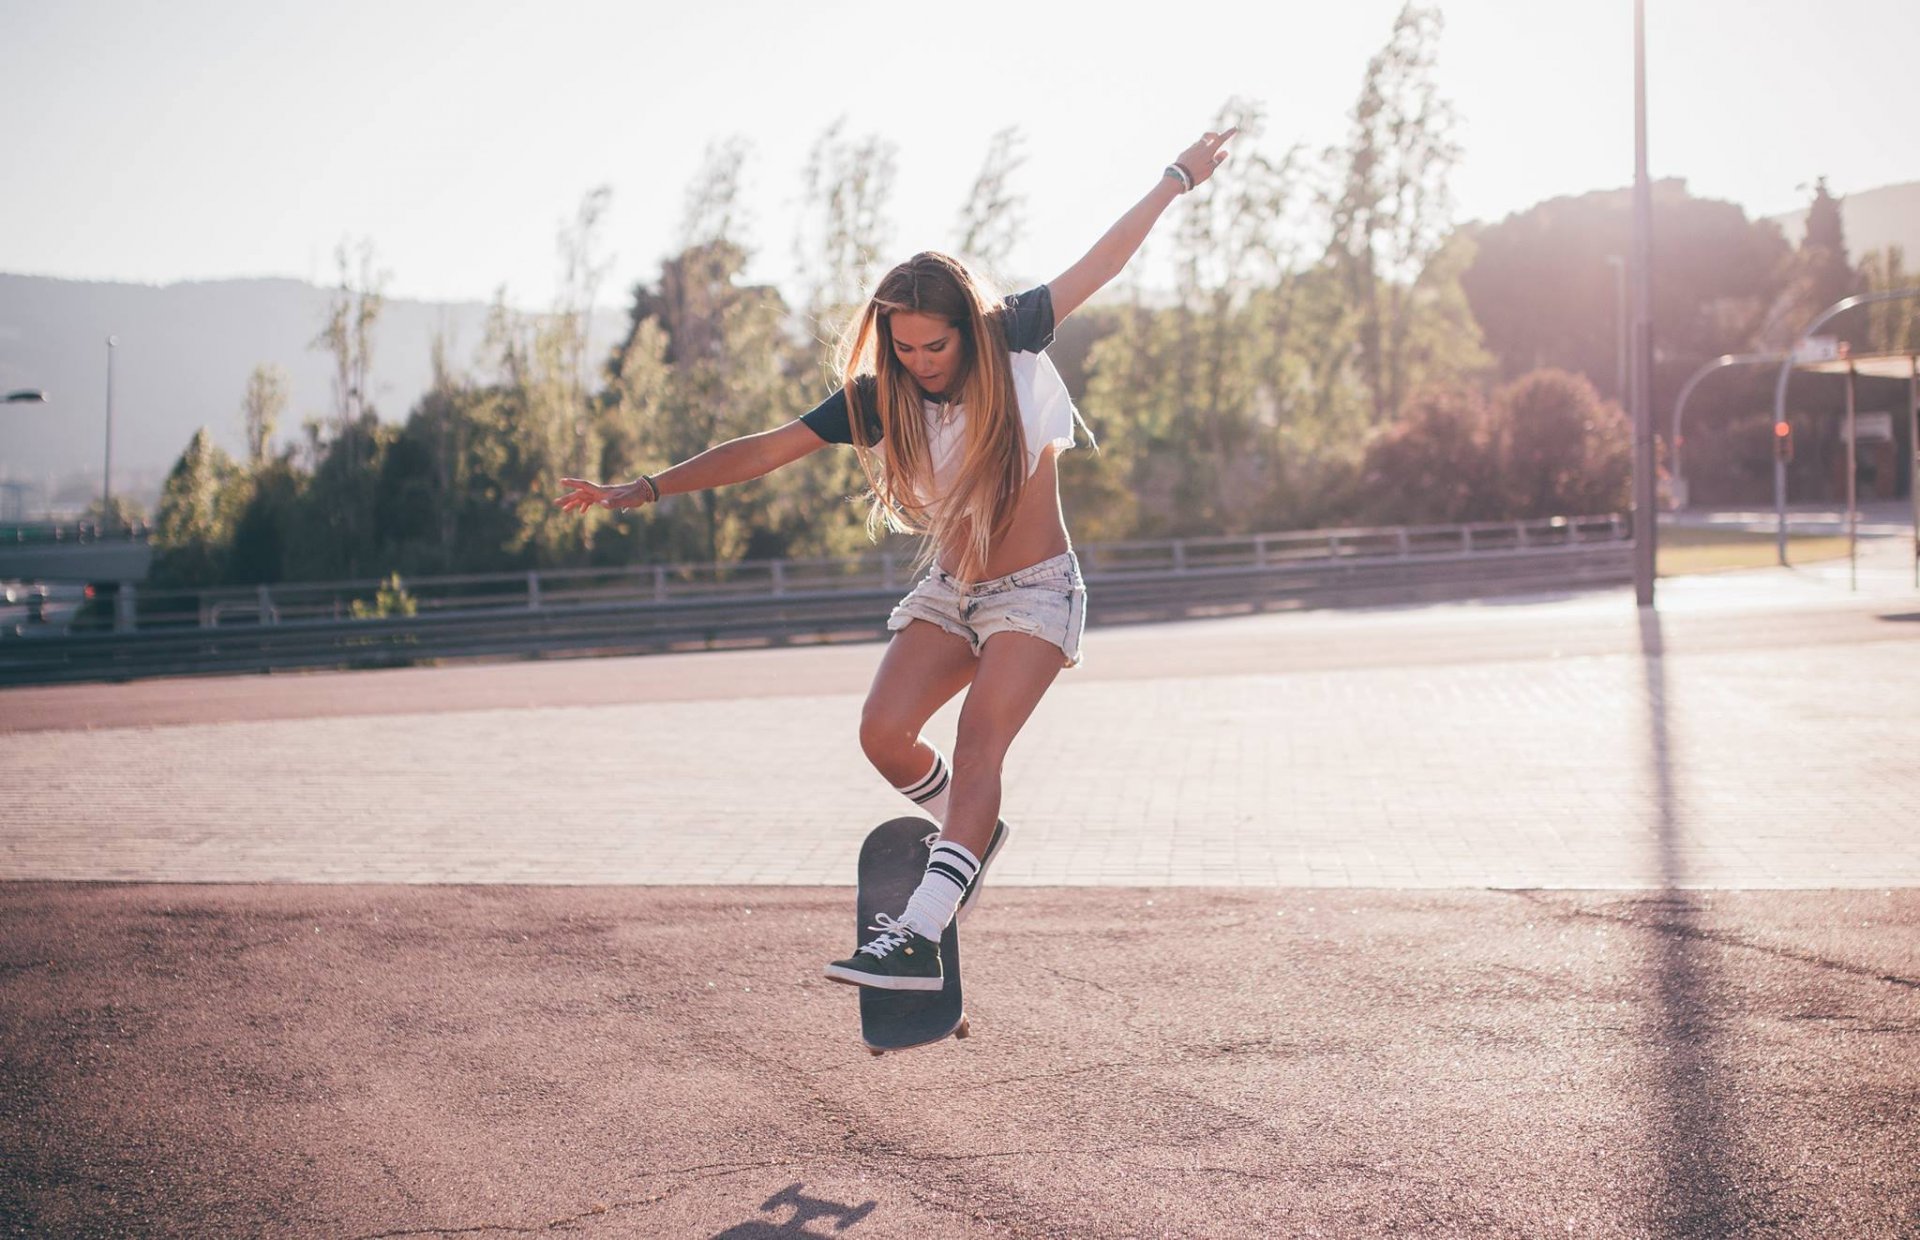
[{"xmin": 840, "ymin": 252, "xmax": 1026, "ymax": 583}]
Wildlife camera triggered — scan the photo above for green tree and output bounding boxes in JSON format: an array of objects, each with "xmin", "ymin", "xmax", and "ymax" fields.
[
  {"xmin": 226, "ymin": 459, "xmax": 302, "ymax": 585},
  {"xmin": 485, "ymin": 296, "xmax": 578, "ymax": 565},
  {"xmin": 1169, "ymin": 100, "xmax": 1306, "ymax": 531},
  {"xmin": 308, "ymin": 238, "xmax": 390, "ymax": 575},
  {"xmin": 1076, "ymin": 100, "xmax": 1378, "ymax": 539},
  {"xmin": 472, "ymin": 187, "xmax": 624, "ymax": 567},
  {"xmin": 287, "ymin": 410, "xmax": 392, "ymax": 580},
  {"xmin": 1797, "ymin": 177, "xmax": 1854, "ymax": 316},
  {"xmin": 1360, "ymin": 368, "xmax": 1629, "ymax": 524},
  {"xmin": 620, "ymin": 240, "xmax": 812, "ymax": 564},
  {"xmin": 556, "ymin": 184, "xmax": 615, "ymax": 479},
  {"xmin": 1326, "ymin": 1, "xmax": 1464, "ymax": 425},
  {"xmin": 1751, "ymin": 177, "xmax": 1854, "ymax": 352},
  {"xmin": 954, "ymin": 126, "xmax": 1027, "ymax": 284},
  {"xmin": 405, "ymin": 338, "xmax": 519, "ymax": 573},
  {"xmin": 796, "ymin": 118, "xmax": 898, "ymax": 351},
  {"xmin": 1462, "ymin": 180, "xmax": 1794, "ymax": 507},
  {"xmin": 314, "ymin": 237, "xmax": 387, "ymax": 439},
  {"xmin": 151, "ymin": 427, "xmax": 244, "ymax": 586},
  {"xmin": 1859, "ymin": 245, "xmax": 1917, "ymax": 353},
  {"xmin": 81, "ymin": 494, "xmax": 145, "ymax": 532},
  {"xmin": 241, "ymin": 363, "xmax": 289, "ymax": 468},
  {"xmin": 1496, "ymin": 368, "xmax": 1631, "ymax": 518},
  {"xmin": 1075, "ymin": 291, "xmax": 1165, "ymax": 537},
  {"xmin": 1357, "ymin": 382, "xmax": 1502, "ymax": 525},
  {"xmin": 599, "ymin": 140, "xmax": 870, "ymax": 568}
]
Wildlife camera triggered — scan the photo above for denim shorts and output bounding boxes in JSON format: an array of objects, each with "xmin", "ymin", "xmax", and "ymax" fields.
[{"xmin": 886, "ymin": 550, "xmax": 1087, "ymax": 668}]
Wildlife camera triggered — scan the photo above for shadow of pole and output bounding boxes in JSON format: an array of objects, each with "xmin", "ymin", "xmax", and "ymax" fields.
[{"xmin": 1638, "ymin": 607, "xmax": 1745, "ymax": 1235}]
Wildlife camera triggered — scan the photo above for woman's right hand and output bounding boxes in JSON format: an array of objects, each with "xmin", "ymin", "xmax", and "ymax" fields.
[{"xmin": 556, "ymin": 476, "xmax": 652, "ymax": 515}]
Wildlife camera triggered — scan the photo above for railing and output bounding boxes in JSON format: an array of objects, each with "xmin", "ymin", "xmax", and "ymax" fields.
[
  {"xmin": 2, "ymin": 521, "xmax": 153, "ymax": 545},
  {"xmin": 0, "ymin": 514, "xmax": 1631, "ymax": 685}
]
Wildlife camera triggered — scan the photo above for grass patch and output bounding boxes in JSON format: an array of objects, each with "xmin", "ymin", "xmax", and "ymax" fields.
[{"xmin": 1656, "ymin": 526, "xmax": 1852, "ymax": 576}]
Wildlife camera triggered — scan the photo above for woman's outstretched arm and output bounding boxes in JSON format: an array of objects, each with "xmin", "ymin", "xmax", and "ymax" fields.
[
  {"xmin": 1047, "ymin": 127, "xmax": 1238, "ymax": 323},
  {"xmin": 556, "ymin": 419, "xmax": 828, "ymax": 514}
]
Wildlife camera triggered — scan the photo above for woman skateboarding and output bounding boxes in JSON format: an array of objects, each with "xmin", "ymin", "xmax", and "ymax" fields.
[{"xmin": 558, "ymin": 126, "xmax": 1236, "ymax": 990}]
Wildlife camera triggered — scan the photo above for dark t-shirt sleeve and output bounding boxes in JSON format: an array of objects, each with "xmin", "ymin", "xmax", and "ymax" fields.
[
  {"xmin": 800, "ymin": 387, "xmax": 854, "ymax": 445},
  {"xmin": 799, "ymin": 376, "xmax": 880, "ymax": 445},
  {"xmin": 1002, "ymin": 284, "xmax": 1056, "ymax": 353}
]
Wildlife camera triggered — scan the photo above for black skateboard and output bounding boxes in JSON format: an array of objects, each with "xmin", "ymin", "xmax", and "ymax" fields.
[{"xmin": 850, "ymin": 817, "xmax": 968, "ymax": 1055}]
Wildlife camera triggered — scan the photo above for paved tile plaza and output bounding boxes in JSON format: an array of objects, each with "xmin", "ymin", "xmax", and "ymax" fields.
[{"xmin": 4, "ymin": 539, "xmax": 1916, "ymax": 889}]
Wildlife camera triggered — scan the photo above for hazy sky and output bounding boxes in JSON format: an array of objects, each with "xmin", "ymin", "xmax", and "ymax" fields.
[{"xmin": 4, "ymin": 0, "xmax": 1915, "ymax": 310}]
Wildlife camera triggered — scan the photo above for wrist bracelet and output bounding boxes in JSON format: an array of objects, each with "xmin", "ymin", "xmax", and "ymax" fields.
[
  {"xmin": 640, "ymin": 474, "xmax": 660, "ymax": 503},
  {"xmin": 1163, "ymin": 162, "xmax": 1194, "ymax": 192}
]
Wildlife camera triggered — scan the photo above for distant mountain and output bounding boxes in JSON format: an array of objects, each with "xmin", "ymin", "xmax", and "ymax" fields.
[
  {"xmin": 0, "ymin": 275, "xmax": 626, "ymax": 503},
  {"xmin": 1767, "ymin": 181, "xmax": 1920, "ymax": 261}
]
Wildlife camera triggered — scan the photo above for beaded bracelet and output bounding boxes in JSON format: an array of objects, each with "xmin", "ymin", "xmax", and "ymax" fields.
[{"xmin": 1163, "ymin": 162, "xmax": 1194, "ymax": 192}]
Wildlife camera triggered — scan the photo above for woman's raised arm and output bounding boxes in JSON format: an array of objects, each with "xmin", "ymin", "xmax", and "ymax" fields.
[
  {"xmin": 1046, "ymin": 127, "xmax": 1237, "ymax": 323},
  {"xmin": 556, "ymin": 419, "xmax": 829, "ymax": 514}
]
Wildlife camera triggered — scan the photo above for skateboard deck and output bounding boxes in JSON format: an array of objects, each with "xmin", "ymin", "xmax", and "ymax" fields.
[{"xmin": 854, "ymin": 817, "xmax": 968, "ymax": 1055}]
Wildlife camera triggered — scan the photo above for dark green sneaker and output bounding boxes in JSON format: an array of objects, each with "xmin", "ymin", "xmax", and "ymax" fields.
[
  {"xmin": 955, "ymin": 820, "xmax": 1013, "ymax": 924},
  {"xmin": 824, "ymin": 914, "xmax": 943, "ymax": 991}
]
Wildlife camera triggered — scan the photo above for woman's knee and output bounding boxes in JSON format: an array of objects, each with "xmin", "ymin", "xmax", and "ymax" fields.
[{"xmin": 858, "ymin": 701, "xmax": 918, "ymax": 767}]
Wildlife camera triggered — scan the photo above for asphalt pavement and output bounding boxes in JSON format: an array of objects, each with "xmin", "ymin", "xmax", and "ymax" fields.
[
  {"xmin": 2, "ymin": 533, "xmax": 1917, "ymax": 1238},
  {"xmin": 3, "ymin": 884, "xmax": 1914, "ymax": 1238}
]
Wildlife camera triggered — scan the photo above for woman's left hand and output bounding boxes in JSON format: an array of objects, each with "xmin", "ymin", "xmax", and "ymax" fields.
[{"xmin": 1172, "ymin": 127, "xmax": 1238, "ymax": 190}]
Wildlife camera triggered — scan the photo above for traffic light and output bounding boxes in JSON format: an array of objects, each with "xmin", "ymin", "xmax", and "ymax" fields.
[{"xmin": 1773, "ymin": 421, "xmax": 1794, "ymax": 463}]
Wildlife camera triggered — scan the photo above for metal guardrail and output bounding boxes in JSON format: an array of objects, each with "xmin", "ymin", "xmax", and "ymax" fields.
[
  {"xmin": 1, "ymin": 521, "xmax": 153, "ymax": 545},
  {"xmin": 0, "ymin": 515, "xmax": 1631, "ymax": 686}
]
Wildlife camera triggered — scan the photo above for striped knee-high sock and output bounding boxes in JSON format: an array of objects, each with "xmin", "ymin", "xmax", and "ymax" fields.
[
  {"xmin": 895, "ymin": 749, "xmax": 952, "ymax": 823},
  {"xmin": 897, "ymin": 840, "xmax": 979, "ymax": 942}
]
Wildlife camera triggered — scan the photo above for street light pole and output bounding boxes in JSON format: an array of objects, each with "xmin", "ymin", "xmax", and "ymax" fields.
[
  {"xmin": 102, "ymin": 335, "xmax": 117, "ymax": 519},
  {"xmin": 1606, "ymin": 255, "xmax": 1628, "ymax": 403},
  {"xmin": 1630, "ymin": 0, "xmax": 1657, "ymax": 607}
]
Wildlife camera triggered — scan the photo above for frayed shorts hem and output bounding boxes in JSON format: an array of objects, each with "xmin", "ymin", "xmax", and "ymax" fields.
[{"xmin": 885, "ymin": 551, "xmax": 1087, "ymax": 669}]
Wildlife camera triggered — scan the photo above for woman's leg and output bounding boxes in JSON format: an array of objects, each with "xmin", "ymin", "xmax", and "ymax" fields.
[
  {"xmin": 940, "ymin": 630, "xmax": 1066, "ymax": 862},
  {"xmin": 829, "ymin": 627, "xmax": 1065, "ymax": 980},
  {"xmin": 859, "ymin": 619, "xmax": 978, "ymax": 790}
]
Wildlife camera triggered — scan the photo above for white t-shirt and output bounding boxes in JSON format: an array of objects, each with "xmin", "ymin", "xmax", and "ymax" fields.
[{"xmin": 919, "ymin": 350, "xmax": 1078, "ymax": 507}]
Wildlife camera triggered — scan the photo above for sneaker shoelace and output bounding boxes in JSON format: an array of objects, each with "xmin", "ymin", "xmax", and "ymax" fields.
[{"xmin": 857, "ymin": 913, "xmax": 916, "ymax": 960}]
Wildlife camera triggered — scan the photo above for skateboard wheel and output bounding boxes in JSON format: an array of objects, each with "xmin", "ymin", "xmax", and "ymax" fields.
[
  {"xmin": 869, "ymin": 1048, "xmax": 884, "ymax": 1057},
  {"xmin": 955, "ymin": 1018, "xmax": 970, "ymax": 1040}
]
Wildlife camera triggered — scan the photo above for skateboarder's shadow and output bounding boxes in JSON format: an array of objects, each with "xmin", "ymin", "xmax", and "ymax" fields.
[{"xmin": 710, "ymin": 1182, "xmax": 877, "ymax": 1238}]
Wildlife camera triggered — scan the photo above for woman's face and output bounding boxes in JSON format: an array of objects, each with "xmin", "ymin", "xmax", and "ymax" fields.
[{"xmin": 888, "ymin": 310, "xmax": 963, "ymax": 398}]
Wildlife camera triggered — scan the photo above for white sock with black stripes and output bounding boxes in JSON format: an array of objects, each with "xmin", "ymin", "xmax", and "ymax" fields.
[
  {"xmin": 897, "ymin": 839, "xmax": 980, "ymax": 942},
  {"xmin": 895, "ymin": 748, "xmax": 952, "ymax": 823}
]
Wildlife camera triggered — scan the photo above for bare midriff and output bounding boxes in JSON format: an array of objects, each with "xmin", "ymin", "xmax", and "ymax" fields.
[{"xmin": 934, "ymin": 447, "xmax": 1072, "ymax": 582}]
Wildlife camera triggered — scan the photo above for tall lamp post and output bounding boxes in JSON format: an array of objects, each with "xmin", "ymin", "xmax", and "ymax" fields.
[
  {"xmin": 1606, "ymin": 255, "xmax": 1628, "ymax": 404},
  {"xmin": 101, "ymin": 335, "xmax": 118, "ymax": 520},
  {"xmin": 1630, "ymin": 0, "xmax": 1657, "ymax": 606}
]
